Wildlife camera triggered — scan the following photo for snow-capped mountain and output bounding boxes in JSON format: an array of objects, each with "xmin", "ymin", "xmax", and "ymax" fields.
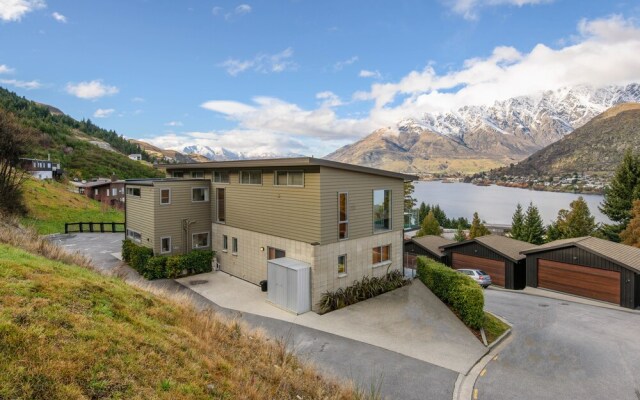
[
  {"xmin": 175, "ymin": 144, "xmax": 303, "ymax": 161},
  {"xmin": 326, "ymin": 84, "xmax": 640, "ymax": 174}
]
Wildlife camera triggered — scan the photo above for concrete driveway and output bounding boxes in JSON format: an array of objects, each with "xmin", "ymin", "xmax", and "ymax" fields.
[
  {"xmin": 477, "ymin": 290, "xmax": 640, "ymax": 400},
  {"xmin": 52, "ymin": 233, "xmax": 462, "ymax": 400}
]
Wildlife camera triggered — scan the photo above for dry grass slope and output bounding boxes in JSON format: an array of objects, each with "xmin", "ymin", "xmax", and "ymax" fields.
[{"xmin": 0, "ymin": 218, "xmax": 359, "ymax": 400}]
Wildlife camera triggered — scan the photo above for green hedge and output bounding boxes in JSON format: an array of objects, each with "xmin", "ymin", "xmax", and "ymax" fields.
[
  {"xmin": 121, "ymin": 239, "xmax": 214, "ymax": 279},
  {"xmin": 417, "ymin": 257, "xmax": 485, "ymax": 329}
]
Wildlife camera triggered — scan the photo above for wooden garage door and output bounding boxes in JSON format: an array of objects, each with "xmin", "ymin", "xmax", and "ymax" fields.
[
  {"xmin": 452, "ymin": 253, "xmax": 505, "ymax": 287},
  {"xmin": 538, "ymin": 259, "xmax": 620, "ymax": 304}
]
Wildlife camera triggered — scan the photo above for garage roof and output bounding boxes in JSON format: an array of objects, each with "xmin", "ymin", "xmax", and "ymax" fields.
[
  {"xmin": 521, "ymin": 236, "xmax": 640, "ymax": 273},
  {"xmin": 411, "ymin": 235, "xmax": 455, "ymax": 257},
  {"xmin": 441, "ymin": 235, "xmax": 537, "ymax": 262}
]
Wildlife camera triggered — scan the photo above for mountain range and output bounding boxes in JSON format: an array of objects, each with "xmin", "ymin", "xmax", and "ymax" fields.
[
  {"xmin": 173, "ymin": 144, "xmax": 304, "ymax": 162},
  {"xmin": 326, "ymin": 84, "xmax": 640, "ymax": 175}
]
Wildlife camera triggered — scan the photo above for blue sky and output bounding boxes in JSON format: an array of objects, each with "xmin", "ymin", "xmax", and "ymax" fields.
[{"xmin": 1, "ymin": 0, "xmax": 640, "ymax": 156}]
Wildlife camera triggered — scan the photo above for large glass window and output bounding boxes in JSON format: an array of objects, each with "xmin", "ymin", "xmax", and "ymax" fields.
[
  {"xmin": 192, "ymin": 232, "xmax": 210, "ymax": 249},
  {"xmin": 274, "ymin": 171, "xmax": 304, "ymax": 187},
  {"xmin": 232, "ymin": 237, "xmax": 238, "ymax": 254},
  {"xmin": 213, "ymin": 171, "xmax": 230, "ymax": 183},
  {"xmin": 160, "ymin": 237, "xmax": 171, "ymax": 253},
  {"xmin": 160, "ymin": 188, "xmax": 170, "ymax": 204},
  {"xmin": 126, "ymin": 229, "xmax": 141, "ymax": 243},
  {"xmin": 126, "ymin": 187, "xmax": 141, "ymax": 197},
  {"xmin": 338, "ymin": 192, "xmax": 348, "ymax": 240},
  {"xmin": 192, "ymin": 187, "xmax": 209, "ymax": 202},
  {"xmin": 373, "ymin": 189, "xmax": 392, "ymax": 232},
  {"xmin": 239, "ymin": 170, "xmax": 262, "ymax": 185},
  {"xmin": 216, "ymin": 188, "xmax": 225, "ymax": 223},
  {"xmin": 372, "ymin": 245, "xmax": 391, "ymax": 264},
  {"xmin": 338, "ymin": 255, "xmax": 347, "ymax": 275}
]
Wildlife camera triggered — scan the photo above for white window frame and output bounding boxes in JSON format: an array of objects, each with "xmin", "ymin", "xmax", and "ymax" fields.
[
  {"xmin": 239, "ymin": 170, "xmax": 262, "ymax": 185},
  {"xmin": 160, "ymin": 188, "xmax": 171, "ymax": 205},
  {"xmin": 373, "ymin": 189, "xmax": 392, "ymax": 233},
  {"xmin": 338, "ymin": 192, "xmax": 348, "ymax": 240},
  {"xmin": 232, "ymin": 237, "xmax": 238, "ymax": 255},
  {"xmin": 126, "ymin": 187, "xmax": 141, "ymax": 197},
  {"xmin": 222, "ymin": 235, "xmax": 228, "ymax": 252},
  {"xmin": 338, "ymin": 254, "xmax": 347, "ymax": 277},
  {"xmin": 172, "ymin": 171, "xmax": 184, "ymax": 178},
  {"xmin": 127, "ymin": 229, "xmax": 142, "ymax": 243},
  {"xmin": 274, "ymin": 170, "xmax": 304, "ymax": 187},
  {"xmin": 160, "ymin": 236, "xmax": 171, "ymax": 254},
  {"xmin": 94, "ymin": 188, "xmax": 99, "ymax": 196},
  {"xmin": 192, "ymin": 232, "xmax": 210, "ymax": 249},
  {"xmin": 111, "ymin": 188, "xmax": 117, "ymax": 196},
  {"xmin": 191, "ymin": 187, "xmax": 209, "ymax": 202},
  {"xmin": 213, "ymin": 171, "xmax": 230, "ymax": 184},
  {"xmin": 191, "ymin": 171, "xmax": 204, "ymax": 178}
]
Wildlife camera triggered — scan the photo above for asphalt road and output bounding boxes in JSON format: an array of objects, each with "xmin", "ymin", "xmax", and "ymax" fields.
[
  {"xmin": 477, "ymin": 290, "xmax": 640, "ymax": 400},
  {"xmin": 52, "ymin": 233, "xmax": 459, "ymax": 400}
]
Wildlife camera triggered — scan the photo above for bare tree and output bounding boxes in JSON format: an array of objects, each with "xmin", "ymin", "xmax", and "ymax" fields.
[{"xmin": 0, "ymin": 110, "xmax": 34, "ymax": 215}]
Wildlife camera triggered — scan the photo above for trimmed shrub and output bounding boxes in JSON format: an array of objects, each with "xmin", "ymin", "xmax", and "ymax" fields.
[
  {"xmin": 121, "ymin": 240, "xmax": 214, "ymax": 279},
  {"xmin": 144, "ymin": 255, "xmax": 168, "ymax": 280},
  {"xmin": 417, "ymin": 257, "xmax": 485, "ymax": 329},
  {"xmin": 183, "ymin": 250, "xmax": 214, "ymax": 275},
  {"xmin": 318, "ymin": 270, "xmax": 411, "ymax": 314}
]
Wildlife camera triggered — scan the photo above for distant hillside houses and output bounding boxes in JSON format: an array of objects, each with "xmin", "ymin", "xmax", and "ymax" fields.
[{"xmin": 19, "ymin": 157, "xmax": 63, "ymax": 180}]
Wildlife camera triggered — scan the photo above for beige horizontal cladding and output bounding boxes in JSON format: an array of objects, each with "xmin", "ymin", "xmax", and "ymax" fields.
[
  {"xmin": 125, "ymin": 184, "xmax": 155, "ymax": 251},
  {"xmin": 319, "ymin": 166, "xmax": 405, "ymax": 244},
  {"xmin": 212, "ymin": 224, "xmax": 315, "ymax": 287},
  {"xmin": 311, "ymin": 230, "xmax": 404, "ymax": 311}
]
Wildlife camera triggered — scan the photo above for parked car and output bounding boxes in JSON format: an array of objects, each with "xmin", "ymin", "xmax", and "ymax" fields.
[{"xmin": 457, "ymin": 269, "xmax": 492, "ymax": 288}]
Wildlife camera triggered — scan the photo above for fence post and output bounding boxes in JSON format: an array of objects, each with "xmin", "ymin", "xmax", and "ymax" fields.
[
  {"xmin": 65, "ymin": 223, "xmax": 68, "ymax": 234},
  {"xmin": 79, "ymin": 223, "xmax": 83, "ymax": 233},
  {"xmin": 100, "ymin": 222, "xmax": 104, "ymax": 233},
  {"xmin": 111, "ymin": 222, "xmax": 115, "ymax": 232},
  {"xmin": 89, "ymin": 223, "xmax": 93, "ymax": 233}
]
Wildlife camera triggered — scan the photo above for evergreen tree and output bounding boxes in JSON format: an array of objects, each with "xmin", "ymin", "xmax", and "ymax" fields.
[
  {"xmin": 469, "ymin": 212, "xmax": 490, "ymax": 239},
  {"xmin": 564, "ymin": 197, "xmax": 596, "ymax": 238},
  {"xmin": 431, "ymin": 204, "xmax": 447, "ymax": 227},
  {"xmin": 415, "ymin": 210, "xmax": 443, "ymax": 237},
  {"xmin": 404, "ymin": 181, "xmax": 416, "ymax": 212},
  {"xmin": 510, "ymin": 203, "xmax": 525, "ymax": 241},
  {"xmin": 454, "ymin": 224, "xmax": 467, "ymax": 242},
  {"xmin": 620, "ymin": 200, "xmax": 640, "ymax": 248},
  {"xmin": 599, "ymin": 149, "xmax": 640, "ymax": 241},
  {"xmin": 418, "ymin": 202, "xmax": 428, "ymax": 225},
  {"xmin": 522, "ymin": 202, "xmax": 545, "ymax": 245}
]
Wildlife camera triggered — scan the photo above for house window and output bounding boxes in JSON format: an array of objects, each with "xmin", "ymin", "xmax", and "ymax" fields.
[
  {"xmin": 160, "ymin": 188, "xmax": 171, "ymax": 204},
  {"xmin": 373, "ymin": 189, "xmax": 392, "ymax": 232},
  {"xmin": 192, "ymin": 232, "xmax": 210, "ymax": 249},
  {"xmin": 126, "ymin": 187, "xmax": 141, "ymax": 197},
  {"xmin": 338, "ymin": 254, "xmax": 347, "ymax": 276},
  {"xmin": 338, "ymin": 192, "xmax": 348, "ymax": 240},
  {"xmin": 111, "ymin": 188, "xmax": 117, "ymax": 196},
  {"xmin": 267, "ymin": 247, "xmax": 286, "ymax": 260},
  {"xmin": 239, "ymin": 170, "xmax": 262, "ymax": 185},
  {"xmin": 172, "ymin": 171, "xmax": 184, "ymax": 178},
  {"xmin": 232, "ymin": 237, "xmax": 238, "ymax": 254},
  {"xmin": 216, "ymin": 188, "xmax": 225, "ymax": 223},
  {"xmin": 222, "ymin": 235, "xmax": 228, "ymax": 251},
  {"xmin": 160, "ymin": 237, "xmax": 171, "ymax": 254},
  {"xmin": 94, "ymin": 188, "xmax": 99, "ymax": 196},
  {"xmin": 192, "ymin": 187, "xmax": 209, "ymax": 202},
  {"xmin": 274, "ymin": 171, "xmax": 304, "ymax": 187},
  {"xmin": 126, "ymin": 229, "xmax": 142, "ymax": 243},
  {"xmin": 192, "ymin": 171, "xmax": 204, "ymax": 178},
  {"xmin": 372, "ymin": 245, "xmax": 391, "ymax": 264},
  {"xmin": 213, "ymin": 171, "xmax": 230, "ymax": 184}
]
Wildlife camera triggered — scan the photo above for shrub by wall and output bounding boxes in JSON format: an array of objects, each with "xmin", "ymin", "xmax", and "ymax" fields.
[
  {"xmin": 417, "ymin": 257, "xmax": 485, "ymax": 329},
  {"xmin": 121, "ymin": 240, "xmax": 213, "ymax": 279}
]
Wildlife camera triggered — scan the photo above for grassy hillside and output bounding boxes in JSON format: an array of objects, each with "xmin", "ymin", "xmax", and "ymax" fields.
[
  {"xmin": 21, "ymin": 178, "xmax": 123, "ymax": 235},
  {"xmin": 0, "ymin": 224, "xmax": 356, "ymax": 399},
  {"xmin": 0, "ymin": 86, "xmax": 164, "ymax": 180}
]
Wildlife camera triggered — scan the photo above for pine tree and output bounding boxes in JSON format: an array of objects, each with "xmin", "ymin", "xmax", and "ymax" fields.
[
  {"xmin": 564, "ymin": 197, "xmax": 596, "ymax": 238},
  {"xmin": 454, "ymin": 224, "xmax": 467, "ymax": 242},
  {"xmin": 599, "ymin": 149, "xmax": 640, "ymax": 241},
  {"xmin": 522, "ymin": 202, "xmax": 545, "ymax": 245},
  {"xmin": 415, "ymin": 210, "xmax": 443, "ymax": 237},
  {"xmin": 510, "ymin": 203, "xmax": 524, "ymax": 241},
  {"xmin": 418, "ymin": 202, "xmax": 428, "ymax": 225},
  {"xmin": 469, "ymin": 212, "xmax": 490, "ymax": 239},
  {"xmin": 620, "ymin": 200, "xmax": 640, "ymax": 248},
  {"xmin": 404, "ymin": 181, "xmax": 416, "ymax": 212}
]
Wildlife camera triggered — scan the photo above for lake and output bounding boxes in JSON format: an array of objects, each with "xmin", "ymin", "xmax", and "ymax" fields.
[{"xmin": 413, "ymin": 181, "xmax": 609, "ymax": 225}]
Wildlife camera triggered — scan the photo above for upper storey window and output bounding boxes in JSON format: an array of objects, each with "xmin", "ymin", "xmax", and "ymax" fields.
[
  {"xmin": 240, "ymin": 170, "xmax": 262, "ymax": 185},
  {"xmin": 373, "ymin": 189, "xmax": 392, "ymax": 232},
  {"xmin": 274, "ymin": 171, "xmax": 304, "ymax": 187}
]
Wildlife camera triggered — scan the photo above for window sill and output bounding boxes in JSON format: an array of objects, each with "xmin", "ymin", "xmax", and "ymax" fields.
[
  {"xmin": 232, "ymin": 252, "xmax": 238, "ymax": 256},
  {"xmin": 338, "ymin": 273, "xmax": 348, "ymax": 278},
  {"xmin": 372, "ymin": 261, "xmax": 392, "ymax": 269},
  {"xmin": 221, "ymin": 249, "xmax": 227, "ymax": 253},
  {"xmin": 373, "ymin": 229, "xmax": 392, "ymax": 235}
]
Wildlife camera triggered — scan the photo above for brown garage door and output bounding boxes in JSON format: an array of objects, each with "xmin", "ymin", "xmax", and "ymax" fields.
[
  {"xmin": 452, "ymin": 253, "xmax": 505, "ymax": 287},
  {"xmin": 538, "ymin": 259, "xmax": 620, "ymax": 304}
]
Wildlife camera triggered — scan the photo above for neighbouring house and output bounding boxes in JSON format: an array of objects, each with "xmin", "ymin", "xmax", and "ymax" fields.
[
  {"xmin": 404, "ymin": 235, "xmax": 454, "ymax": 266},
  {"xmin": 124, "ymin": 157, "xmax": 416, "ymax": 313},
  {"xmin": 128, "ymin": 154, "xmax": 142, "ymax": 161},
  {"xmin": 440, "ymin": 235, "xmax": 535, "ymax": 290},
  {"xmin": 72, "ymin": 176, "xmax": 126, "ymax": 209},
  {"xmin": 521, "ymin": 236, "xmax": 640, "ymax": 309},
  {"xmin": 19, "ymin": 157, "xmax": 63, "ymax": 180}
]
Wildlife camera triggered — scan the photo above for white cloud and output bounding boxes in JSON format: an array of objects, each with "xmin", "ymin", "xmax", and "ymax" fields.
[
  {"xmin": 0, "ymin": 0, "xmax": 45, "ymax": 22},
  {"xmin": 316, "ymin": 91, "xmax": 343, "ymax": 108},
  {"xmin": 212, "ymin": 3, "xmax": 252, "ymax": 20},
  {"xmin": 51, "ymin": 11, "xmax": 66, "ymax": 22},
  {"xmin": 93, "ymin": 108, "xmax": 115, "ymax": 118},
  {"xmin": 446, "ymin": 0, "xmax": 553, "ymax": 20},
  {"xmin": 235, "ymin": 4, "xmax": 251, "ymax": 15},
  {"xmin": 219, "ymin": 47, "xmax": 297, "ymax": 76},
  {"xmin": 66, "ymin": 80, "xmax": 119, "ymax": 100},
  {"xmin": 131, "ymin": 97, "xmax": 145, "ymax": 102},
  {"xmin": 0, "ymin": 64, "xmax": 14, "ymax": 74},
  {"xmin": 359, "ymin": 69, "xmax": 382, "ymax": 79},
  {"xmin": 164, "ymin": 121, "xmax": 183, "ymax": 127},
  {"xmin": 0, "ymin": 78, "xmax": 41, "ymax": 89},
  {"xmin": 333, "ymin": 56, "xmax": 358, "ymax": 71},
  {"xmin": 211, "ymin": 6, "xmax": 223, "ymax": 15}
]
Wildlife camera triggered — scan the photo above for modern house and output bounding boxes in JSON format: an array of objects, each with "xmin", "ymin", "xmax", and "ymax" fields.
[
  {"xmin": 73, "ymin": 177, "xmax": 126, "ymax": 209},
  {"xmin": 128, "ymin": 154, "xmax": 142, "ymax": 161},
  {"xmin": 441, "ymin": 235, "xmax": 534, "ymax": 290},
  {"xmin": 522, "ymin": 236, "xmax": 640, "ymax": 309},
  {"xmin": 19, "ymin": 157, "xmax": 62, "ymax": 180},
  {"xmin": 124, "ymin": 157, "xmax": 416, "ymax": 313}
]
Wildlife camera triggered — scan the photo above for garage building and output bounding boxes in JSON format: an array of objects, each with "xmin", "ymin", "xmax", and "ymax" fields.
[
  {"xmin": 522, "ymin": 236, "xmax": 640, "ymax": 309},
  {"xmin": 404, "ymin": 235, "xmax": 455, "ymax": 264},
  {"xmin": 441, "ymin": 235, "xmax": 535, "ymax": 289}
]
